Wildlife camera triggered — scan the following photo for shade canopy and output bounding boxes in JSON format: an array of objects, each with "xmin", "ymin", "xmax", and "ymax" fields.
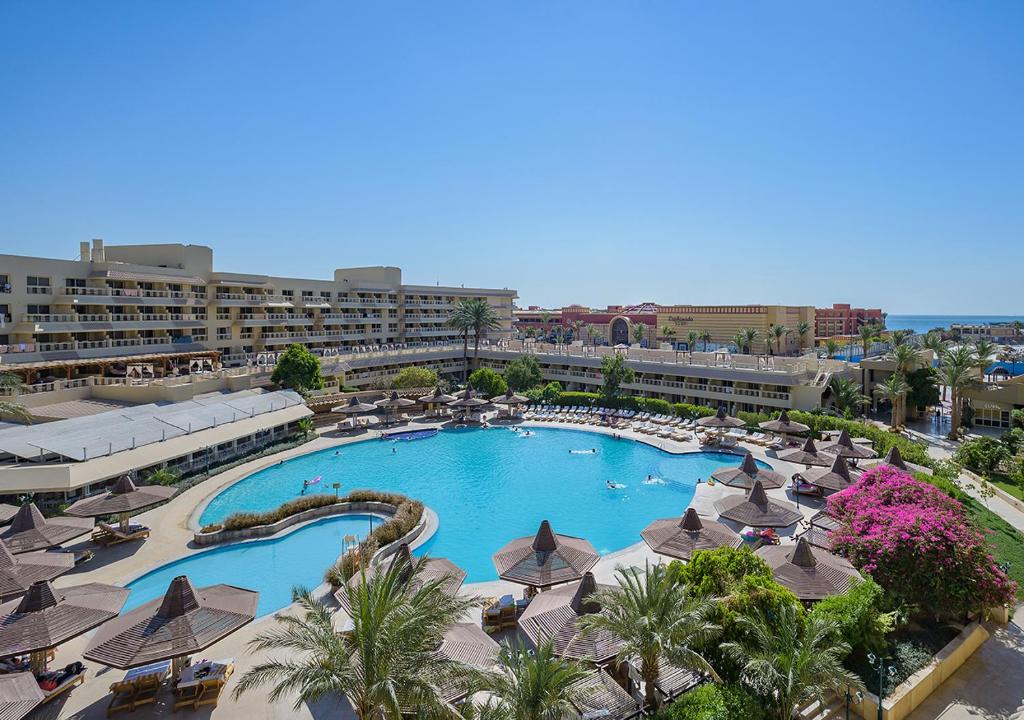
[
  {"xmin": 447, "ymin": 385, "xmax": 490, "ymax": 408},
  {"xmin": 490, "ymin": 389, "xmax": 529, "ymax": 405},
  {"xmin": 84, "ymin": 575, "xmax": 258, "ymax": 669},
  {"xmin": 64, "ymin": 475, "xmax": 177, "ymax": 518},
  {"xmin": 0, "ymin": 672, "xmax": 45, "ymax": 720},
  {"xmin": 0, "ymin": 506, "xmax": 18, "ymax": 527},
  {"xmin": 331, "ymin": 397, "xmax": 378, "ymax": 414},
  {"xmin": 758, "ymin": 410, "xmax": 811, "ymax": 435},
  {"xmin": 492, "ymin": 520, "xmax": 599, "ymax": 588},
  {"xmin": 714, "ymin": 481, "xmax": 803, "ymax": 528},
  {"xmin": 432, "ymin": 622, "xmax": 500, "ymax": 704},
  {"xmin": 375, "ymin": 391, "xmax": 416, "ymax": 409},
  {"xmin": 799, "ymin": 455, "xmax": 861, "ymax": 493},
  {"xmin": 862, "ymin": 446, "xmax": 933, "ymax": 476},
  {"xmin": 819, "ymin": 430, "xmax": 877, "ymax": 460},
  {"xmin": 0, "ymin": 504, "xmax": 94, "ymax": 554},
  {"xmin": 337, "ymin": 544, "xmax": 466, "ymax": 609},
  {"xmin": 567, "ymin": 669, "xmax": 639, "ymax": 720},
  {"xmin": 799, "ymin": 511, "xmax": 841, "ymax": 550},
  {"xmin": 710, "ymin": 453, "xmax": 787, "ymax": 490},
  {"xmin": 756, "ymin": 538, "xmax": 862, "ymax": 601},
  {"xmin": 696, "ymin": 406, "xmax": 745, "ymax": 429},
  {"xmin": 518, "ymin": 572, "xmax": 622, "ymax": 663},
  {"xmin": 0, "ymin": 581, "xmax": 128, "ymax": 658},
  {"xmin": 777, "ymin": 437, "xmax": 836, "ymax": 467},
  {"xmin": 0, "ymin": 543, "xmax": 75, "ymax": 602},
  {"xmin": 418, "ymin": 387, "xmax": 457, "ymax": 404},
  {"xmin": 641, "ymin": 508, "xmax": 742, "ymax": 560}
]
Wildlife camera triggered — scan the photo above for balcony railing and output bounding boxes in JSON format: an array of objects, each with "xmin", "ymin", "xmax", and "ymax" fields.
[
  {"xmin": 59, "ymin": 286, "xmax": 206, "ymax": 300},
  {"xmin": 22, "ymin": 313, "xmax": 207, "ymax": 323}
]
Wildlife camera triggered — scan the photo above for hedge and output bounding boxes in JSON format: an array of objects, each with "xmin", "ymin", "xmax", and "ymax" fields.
[{"xmin": 203, "ymin": 493, "xmax": 339, "ymax": 533}]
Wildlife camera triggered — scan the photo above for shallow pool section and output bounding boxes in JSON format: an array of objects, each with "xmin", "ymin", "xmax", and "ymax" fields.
[
  {"xmin": 124, "ymin": 515, "xmax": 373, "ymax": 617},
  {"xmin": 200, "ymin": 427, "xmax": 769, "ymax": 582}
]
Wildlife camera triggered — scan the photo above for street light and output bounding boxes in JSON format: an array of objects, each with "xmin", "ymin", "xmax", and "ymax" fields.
[
  {"xmin": 845, "ymin": 687, "xmax": 864, "ymax": 720},
  {"xmin": 867, "ymin": 653, "xmax": 897, "ymax": 720}
]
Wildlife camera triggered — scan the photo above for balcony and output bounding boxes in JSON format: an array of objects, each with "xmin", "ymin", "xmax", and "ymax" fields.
[
  {"xmin": 212, "ymin": 293, "xmax": 294, "ymax": 307},
  {"xmin": 404, "ymin": 328, "xmax": 458, "ymax": 338},
  {"xmin": 17, "ymin": 313, "xmax": 207, "ymax": 332},
  {"xmin": 336, "ymin": 298, "xmax": 398, "ymax": 308},
  {"xmin": 56, "ymin": 287, "xmax": 207, "ymax": 304}
]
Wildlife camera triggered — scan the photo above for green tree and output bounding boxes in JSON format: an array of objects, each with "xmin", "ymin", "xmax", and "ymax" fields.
[
  {"xmin": 234, "ymin": 557, "xmax": 480, "ymax": 719},
  {"xmin": 145, "ymin": 468, "xmax": 180, "ymax": 486},
  {"xmin": 599, "ymin": 353, "xmax": 635, "ymax": 401},
  {"xmin": 809, "ymin": 579, "xmax": 895, "ymax": 662},
  {"xmin": 732, "ymin": 330, "xmax": 747, "ymax": 354},
  {"xmin": 888, "ymin": 329, "xmax": 912, "ymax": 348},
  {"xmin": 632, "ymin": 324, "xmax": 646, "ymax": 346},
  {"xmin": 742, "ymin": 328, "xmax": 760, "ymax": 355},
  {"xmin": 920, "ymin": 330, "xmax": 947, "ymax": 361},
  {"xmin": 469, "ymin": 367, "xmax": 508, "ymax": 398},
  {"xmin": 973, "ymin": 338, "xmax": 998, "ymax": 376},
  {"xmin": 824, "ymin": 338, "xmax": 841, "ymax": 359},
  {"xmin": 687, "ymin": 330, "xmax": 699, "ymax": 353},
  {"xmin": 296, "ymin": 417, "xmax": 315, "ymax": 439},
  {"xmin": 828, "ymin": 376, "xmax": 869, "ymax": 418},
  {"xmin": 662, "ymin": 325, "xmax": 677, "ymax": 347},
  {"xmin": 504, "ymin": 355, "xmax": 543, "ymax": 392},
  {"xmin": 270, "ymin": 344, "xmax": 324, "ymax": 393},
  {"xmin": 796, "ymin": 321, "xmax": 812, "ymax": 349},
  {"xmin": 906, "ymin": 367, "xmax": 940, "ymax": 411},
  {"xmin": 390, "ymin": 366, "xmax": 438, "ymax": 389},
  {"xmin": 874, "ymin": 372, "xmax": 911, "ymax": 430},
  {"xmin": 584, "ymin": 323, "xmax": 598, "ymax": 346},
  {"xmin": 655, "ymin": 683, "xmax": 765, "ymax": 720},
  {"xmin": 700, "ymin": 329, "xmax": 712, "ymax": 352},
  {"xmin": 722, "ymin": 604, "xmax": 863, "ymax": 720},
  {"xmin": 0, "ymin": 373, "xmax": 31, "ymax": 423},
  {"xmin": 482, "ymin": 640, "xmax": 589, "ymax": 720},
  {"xmin": 579, "ymin": 564, "xmax": 719, "ymax": 710},
  {"xmin": 954, "ymin": 436, "xmax": 1012, "ymax": 476},
  {"xmin": 461, "ymin": 299, "xmax": 503, "ymax": 366},
  {"xmin": 769, "ymin": 324, "xmax": 790, "ymax": 355},
  {"xmin": 858, "ymin": 323, "xmax": 880, "ymax": 359},
  {"xmin": 569, "ymin": 319, "xmax": 584, "ymax": 343},
  {"xmin": 936, "ymin": 344, "xmax": 980, "ymax": 439}
]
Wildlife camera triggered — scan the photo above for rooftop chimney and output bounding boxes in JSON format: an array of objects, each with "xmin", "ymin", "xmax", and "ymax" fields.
[
  {"xmin": 79, "ymin": 241, "xmax": 90, "ymax": 262},
  {"xmin": 91, "ymin": 238, "xmax": 105, "ymax": 262}
]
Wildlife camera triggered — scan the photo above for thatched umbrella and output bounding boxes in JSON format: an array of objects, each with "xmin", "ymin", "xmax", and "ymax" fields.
[
  {"xmin": 417, "ymin": 387, "xmax": 456, "ymax": 416},
  {"xmin": 710, "ymin": 453, "xmax": 787, "ymax": 490},
  {"xmin": 0, "ymin": 543, "xmax": 75, "ymax": 603},
  {"xmin": 375, "ymin": 391, "xmax": 416, "ymax": 424},
  {"xmin": 518, "ymin": 572, "xmax": 623, "ymax": 663},
  {"xmin": 641, "ymin": 508, "xmax": 742, "ymax": 560},
  {"xmin": 798, "ymin": 454, "xmax": 861, "ymax": 494},
  {"xmin": 332, "ymin": 397, "xmax": 378, "ymax": 415},
  {"xmin": 64, "ymin": 475, "xmax": 176, "ymax": 533},
  {"xmin": 0, "ymin": 672, "xmax": 45, "ymax": 720},
  {"xmin": 696, "ymin": 406, "xmax": 745, "ymax": 429},
  {"xmin": 490, "ymin": 389, "xmax": 529, "ymax": 406},
  {"xmin": 447, "ymin": 384, "xmax": 490, "ymax": 409},
  {"xmin": 777, "ymin": 437, "xmax": 836, "ymax": 468},
  {"xmin": 336, "ymin": 543, "xmax": 466, "ymax": 610},
  {"xmin": 862, "ymin": 446, "xmax": 932, "ymax": 476},
  {"xmin": 819, "ymin": 430, "xmax": 877, "ymax": 461},
  {"xmin": 0, "ymin": 505, "xmax": 18, "ymax": 527},
  {"xmin": 756, "ymin": 538, "xmax": 861, "ymax": 601},
  {"xmin": 85, "ymin": 575, "xmax": 258, "ymax": 676},
  {"xmin": 567, "ymin": 669, "xmax": 640, "ymax": 720},
  {"xmin": 433, "ymin": 623, "xmax": 500, "ymax": 704},
  {"xmin": 492, "ymin": 520, "xmax": 599, "ymax": 590},
  {"xmin": 0, "ymin": 504, "xmax": 94, "ymax": 555},
  {"xmin": 0, "ymin": 581, "xmax": 128, "ymax": 673},
  {"xmin": 714, "ymin": 480, "xmax": 802, "ymax": 529},
  {"xmin": 799, "ymin": 511, "xmax": 840, "ymax": 550},
  {"xmin": 758, "ymin": 410, "xmax": 811, "ymax": 436}
]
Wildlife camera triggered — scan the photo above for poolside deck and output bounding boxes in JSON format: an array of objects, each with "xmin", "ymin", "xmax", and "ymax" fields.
[{"xmin": 40, "ymin": 414, "xmax": 824, "ymax": 719}]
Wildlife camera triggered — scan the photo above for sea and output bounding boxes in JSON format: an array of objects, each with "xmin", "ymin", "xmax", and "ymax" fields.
[{"xmin": 884, "ymin": 315, "xmax": 1024, "ymax": 336}]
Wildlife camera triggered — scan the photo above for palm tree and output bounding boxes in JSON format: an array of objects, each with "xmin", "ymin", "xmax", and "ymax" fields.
[
  {"xmin": 662, "ymin": 325, "xmax": 676, "ymax": 348},
  {"xmin": 824, "ymin": 339, "xmax": 841, "ymax": 359},
  {"xmin": 936, "ymin": 344, "xmax": 980, "ymax": 439},
  {"xmin": 795, "ymin": 320, "xmax": 812, "ymax": 349},
  {"xmin": 889, "ymin": 343, "xmax": 919, "ymax": 375},
  {"xmin": 632, "ymin": 324, "xmax": 646, "ymax": 347},
  {"xmin": 769, "ymin": 324, "xmax": 789, "ymax": 355},
  {"xmin": 569, "ymin": 319, "xmax": 584, "ymax": 344},
  {"xmin": 459, "ymin": 299, "xmax": 502, "ymax": 366},
  {"xmin": 888, "ymin": 329, "xmax": 912, "ymax": 348},
  {"xmin": 722, "ymin": 603, "xmax": 863, "ymax": 720},
  {"xmin": 687, "ymin": 331, "xmax": 699, "ymax": 353},
  {"xmin": 235, "ymin": 556, "xmax": 481, "ymax": 719},
  {"xmin": 585, "ymin": 323, "xmax": 597, "ymax": 347},
  {"xmin": 447, "ymin": 305, "xmax": 473, "ymax": 380},
  {"xmin": 973, "ymin": 338, "xmax": 998, "ymax": 378},
  {"xmin": 699, "ymin": 329, "xmax": 712, "ymax": 352},
  {"xmin": 828, "ymin": 376, "xmax": 869, "ymax": 418},
  {"xmin": 578, "ymin": 563, "xmax": 719, "ymax": 711},
  {"xmin": 857, "ymin": 323, "xmax": 879, "ymax": 359},
  {"xmin": 0, "ymin": 373, "xmax": 30, "ymax": 423},
  {"xmin": 732, "ymin": 330, "xmax": 747, "ymax": 355},
  {"xmin": 874, "ymin": 372, "xmax": 911, "ymax": 430},
  {"xmin": 920, "ymin": 330, "xmax": 947, "ymax": 363},
  {"xmin": 483, "ymin": 640, "xmax": 589, "ymax": 720}
]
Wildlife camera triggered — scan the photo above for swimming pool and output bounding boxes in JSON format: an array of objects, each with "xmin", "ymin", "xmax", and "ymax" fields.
[
  {"xmin": 199, "ymin": 427, "xmax": 768, "ymax": 582},
  {"xmin": 124, "ymin": 514, "xmax": 373, "ymax": 617}
]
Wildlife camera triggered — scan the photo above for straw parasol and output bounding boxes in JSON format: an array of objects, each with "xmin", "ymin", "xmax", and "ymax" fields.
[
  {"xmin": 0, "ymin": 504, "xmax": 94, "ymax": 555},
  {"xmin": 0, "ymin": 505, "xmax": 18, "ymax": 527},
  {"xmin": 862, "ymin": 446, "xmax": 933, "ymax": 476},
  {"xmin": 756, "ymin": 537, "xmax": 862, "ymax": 601},
  {"xmin": 0, "ymin": 543, "xmax": 75, "ymax": 603},
  {"xmin": 758, "ymin": 410, "xmax": 810, "ymax": 435},
  {"xmin": 336, "ymin": 543, "xmax": 466, "ymax": 610},
  {"xmin": 0, "ymin": 672, "xmax": 45, "ymax": 720},
  {"xmin": 714, "ymin": 480, "xmax": 803, "ymax": 528},
  {"xmin": 0, "ymin": 580, "xmax": 128, "ymax": 673},
  {"xmin": 64, "ymin": 475, "xmax": 177, "ymax": 533},
  {"xmin": 490, "ymin": 389, "xmax": 529, "ymax": 406},
  {"xmin": 567, "ymin": 669, "xmax": 639, "ymax": 720},
  {"xmin": 710, "ymin": 453, "xmax": 787, "ymax": 490},
  {"xmin": 447, "ymin": 384, "xmax": 490, "ymax": 409},
  {"xmin": 492, "ymin": 520, "xmax": 599, "ymax": 589},
  {"xmin": 518, "ymin": 572, "xmax": 623, "ymax": 663},
  {"xmin": 85, "ymin": 575, "xmax": 258, "ymax": 676},
  {"xmin": 777, "ymin": 437, "xmax": 836, "ymax": 468},
  {"xmin": 332, "ymin": 397, "xmax": 378, "ymax": 415},
  {"xmin": 819, "ymin": 430, "xmax": 877, "ymax": 461},
  {"xmin": 434, "ymin": 623, "xmax": 499, "ymax": 704},
  {"xmin": 375, "ymin": 391, "xmax": 416, "ymax": 423},
  {"xmin": 696, "ymin": 406, "xmax": 745, "ymax": 429},
  {"xmin": 641, "ymin": 508, "xmax": 742, "ymax": 560},
  {"xmin": 417, "ymin": 387, "xmax": 456, "ymax": 405},
  {"xmin": 799, "ymin": 511, "xmax": 840, "ymax": 550},
  {"xmin": 798, "ymin": 454, "xmax": 861, "ymax": 494}
]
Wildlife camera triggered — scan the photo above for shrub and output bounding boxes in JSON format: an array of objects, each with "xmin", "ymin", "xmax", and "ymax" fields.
[
  {"xmin": 851, "ymin": 640, "xmax": 934, "ymax": 698},
  {"xmin": 828, "ymin": 466, "xmax": 1017, "ymax": 616},
  {"xmin": 270, "ymin": 343, "xmax": 324, "ymax": 392},
  {"xmin": 200, "ymin": 523, "xmax": 222, "ymax": 533},
  {"xmin": 468, "ymin": 367, "xmax": 507, "ymax": 398},
  {"xmin": 954, "ymin": 436, "xmax": 1012, "ymax": 477},
  {"xmin": 810, "ymin": 578, "xmax": 894, "ymax": 659},
  {"xmin": 391, "ymin": 366, "xmax": 438, "ymax": 389},
  {"xmin": 220, "ymin": 494, "xmax": 339, "ymax": 531},
  {"xmin": 655, "ymin": 682, "xmax": 765, "ymax": 720},
  {"xmin": 672, "ymin": 402, "xmax": 717, "ymax": 419},
  {"xmin": 504, "ymin": 355, "xmax": 544, "ymax": 391}
]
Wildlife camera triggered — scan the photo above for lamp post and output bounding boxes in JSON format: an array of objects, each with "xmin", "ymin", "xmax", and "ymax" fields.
[
  {"xmin": 844, "ymin": 687, "xmax": 863, "ymax": 720},
  {"xmin": 867, "ymin": 653, "xmax": 896, "ymax": 720}
]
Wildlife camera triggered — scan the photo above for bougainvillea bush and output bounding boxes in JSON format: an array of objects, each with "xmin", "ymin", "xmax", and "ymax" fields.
[{"xmin": 827, "ymin": 465, "xmax": 1016, "ymax": 617}]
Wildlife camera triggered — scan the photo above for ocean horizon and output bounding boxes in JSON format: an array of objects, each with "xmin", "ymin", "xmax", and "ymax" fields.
[{"xmin": 885, "ymin": 314, "xmax": 1024, "ymax": 335}]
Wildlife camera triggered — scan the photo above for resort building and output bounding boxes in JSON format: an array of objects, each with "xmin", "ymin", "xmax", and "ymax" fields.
[
  {"xmin": 0, "ymin": 389, "xmax": 309, "ymax": 500},
  {"xmin": 0, "ymin": 240, "xmax": 516, "ymax": 381},
  {"xmin": 962, "ymin": 375, "xmax": 1024, "ymax": 429},
  {"xmin": 948, "ymin": 322, "xmax": 1023, "ymax": 344},
  {"xmin": 514, "ymin": 303, "xmax": 816, "ymax": 353},
  {"xmin": 814, "ymin": 303, "xmax": 884, "ymax": 338}
]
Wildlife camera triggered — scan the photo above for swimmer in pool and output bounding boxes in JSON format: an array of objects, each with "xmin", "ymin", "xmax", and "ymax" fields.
[
  {"xmin": 392, "ymin": 447, "xmax": 397, "ymax": 454},
  {"xmin": 606, "ymin": 480, "xmax": 616, "ymax": 489}
]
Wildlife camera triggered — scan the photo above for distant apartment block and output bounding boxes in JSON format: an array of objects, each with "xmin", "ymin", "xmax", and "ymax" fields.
[{"xmin": 814, "ymin": 303, "xmax": 884, "ymax": 338}]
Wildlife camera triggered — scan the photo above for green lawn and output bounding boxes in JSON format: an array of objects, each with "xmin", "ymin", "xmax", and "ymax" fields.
[
  {"xmin": 990, "ymin": 473, "xmax": 1024, "ymax": 501},
  {"xmin": 964, "ymin": 498, "xmax": 1024, "ymax": 598}
]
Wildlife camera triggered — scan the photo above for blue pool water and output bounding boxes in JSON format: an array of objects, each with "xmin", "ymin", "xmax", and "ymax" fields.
[
  {"xmin": 124, "ymin": 515, "xmax": 373, "ymax": 617},
  {"xmin": 199, "ymin": 427, "xmax": 767, "ymax": 582}
]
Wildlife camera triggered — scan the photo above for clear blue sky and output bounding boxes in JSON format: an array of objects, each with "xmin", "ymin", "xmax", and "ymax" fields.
[{"xmin": 1, "ymin": 2, "xmax": 1021, "ymax": 314}]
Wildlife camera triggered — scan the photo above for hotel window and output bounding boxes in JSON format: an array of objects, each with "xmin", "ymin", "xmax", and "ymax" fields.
[
  {"xmin": 65, "ymin": 278, "xmax": 87, "ymax": 288},
  {"xmin": 26, "ymin": 304, "xmax": 50, "ymax": 315},
  {"xmin": 0, "ymin": 275, "xmax": 8, "ymax": 292},
  {"xmin": 217, "ymin": 328, "xmax": 231, "ymax": 340},
  {"xmin": 26, "ymin": 276, "xmax": 50, "ymax": 294},
  {"xmin": 281, "ymin": 289, "xmax": 294, "ymax": 298},
  {"xmin": 320, "ymin": 291, "xmax": 331, "ymax": 300},
  {"xmin": 0, "ymin": 305, "xmax": 8, "ymax": 323}
]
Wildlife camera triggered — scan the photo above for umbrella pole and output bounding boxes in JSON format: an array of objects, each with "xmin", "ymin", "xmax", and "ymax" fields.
[
  {"xmin": 119, "ymin": 512, "xmax": 131, "ymax": 533},
  {"xmin": 172, "ymin": 654, "xmax": 189, "ymax": 679},
  {"xmin": 30, "ymin": 648, "xmax": 49, "ymax": 674}
]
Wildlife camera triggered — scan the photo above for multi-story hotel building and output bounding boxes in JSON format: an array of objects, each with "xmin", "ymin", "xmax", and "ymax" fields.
[
  {"xmin": 814, "ymin": 303, "xmax": 885, "ymax": 338},
  {"xmin": 514, "ymin": 303, "xmax": 816, "ymax": 354},
  {"xmin": 0, "ymin": 240, "xmax": 516, "ymax": 380}
]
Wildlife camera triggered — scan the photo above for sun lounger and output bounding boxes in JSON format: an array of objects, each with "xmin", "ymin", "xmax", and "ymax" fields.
[
  {"xmin": 107, "ymin": 660, "xmax": 171, "ymax": 716},
  {"xmin": 38, "ymin": 662, "xmax": 86, "ymax": 706},
  {"xmin": 482, "ymin": 594, "xmax": 519, "ymax": 631},
  {"xmin": 173, "ymin": 659, "xmax": 234, "ymax": 711},
  {"xmin": 92, "ymin": 522, "xmax": 150, "ymax": 547}
]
